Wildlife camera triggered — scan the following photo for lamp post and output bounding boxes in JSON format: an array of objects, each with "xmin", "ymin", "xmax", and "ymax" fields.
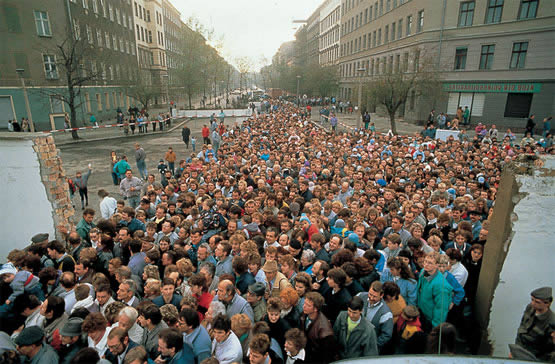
[
  {"xmin": 161, "ymin": 74, "xmax": 170, "ymax": 113},
  {"xmin": 296, "ymin": 75, "xmax": 301, "ymax": 106},
  {"xmin": 356, "ymin": 67, "xmax": 366, "ymax": 131},
  {"xmin": 16, "ymin": 69, "xmax": 35, "ymax": 132}
]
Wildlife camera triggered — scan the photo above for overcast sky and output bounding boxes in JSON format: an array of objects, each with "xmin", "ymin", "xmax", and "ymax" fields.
[{"xmin": 172, "ymin": 0, "xmax": 323, "ymax": 71}]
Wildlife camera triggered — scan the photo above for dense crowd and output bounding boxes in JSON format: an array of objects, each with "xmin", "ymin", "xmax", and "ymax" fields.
[{"xmin": 0, "ymin": 100, "xmax": 553, "ymax": 364}]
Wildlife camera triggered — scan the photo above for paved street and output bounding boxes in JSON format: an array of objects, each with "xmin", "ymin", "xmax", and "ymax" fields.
[{"xmin": 58, "ymin": 115, "xmax": 245, "ymax": 223}]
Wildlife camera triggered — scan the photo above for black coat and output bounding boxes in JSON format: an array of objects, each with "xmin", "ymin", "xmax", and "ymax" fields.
[
  {"xmin": 323, "ymin": 288, "xmax": 352, "ymax": 325},
  {"xmin": 182, "ymin": 127, "xmax": 190, "ymax": 141}
]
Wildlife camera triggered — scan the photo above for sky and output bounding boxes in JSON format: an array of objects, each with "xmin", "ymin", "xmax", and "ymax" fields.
[{"xmin": 172, "ymin": 0, "xmax": 324, "ymax": 71}]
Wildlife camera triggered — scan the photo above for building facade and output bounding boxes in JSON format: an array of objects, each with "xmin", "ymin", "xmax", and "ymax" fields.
[
  {"xmin": 319, "ymin": 0, "xmax": 341, "ymax": 66},
  {"xmin": 0, "ymin": 0, "xmax": 140, "ymax": 130},
  {"xmin": 337, "ymin": 0, "xmax": 554, "ymax": 127}
]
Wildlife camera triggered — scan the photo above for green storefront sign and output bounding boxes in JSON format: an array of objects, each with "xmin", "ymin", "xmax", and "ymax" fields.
[{"xmin": 443, "ymin": 82, "xmax": 542, "ymax": 93}]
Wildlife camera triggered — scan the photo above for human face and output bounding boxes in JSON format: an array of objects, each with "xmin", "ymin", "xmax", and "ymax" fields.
[
  {"xmin": 265, "ymin": 270, "xmax": 276, "ymax": 282},
  {"xmin": 88, "ymin": 329, "xmax": 106, "ymax": 344},
  {"xmin": 295, "ymin": 283, "xmax": 306, "ymax": 297},
  {"xmin": 249, "ymin": 349, "xmax": 268, "ymax": 364},
  {"xmin": 387, "ymin": 240, "xmax": 399, "ymax": 251},
  {"xmin": 266, "ymin": 231, "xmax": 276, "ymax": 243},
  {"xmin": 162, "ymin": 284, "xmax": 175, "ymax": 297},
  {"xmin": 246, "ymin": 291, "xmax": 261, "ymax": 304},
  {"xmin": 191, "ymin": 232, "xmax": 202, "ymax": 246},
  {"xmin": 197, "ymin": 246, "xmax": 208, "ymax": 261},
  {"xmin": 423, "ymin": 257, "xmax": 439, "ymax": 275},
  {"xmin": 347, "ymin": 307, "xmax": 362, "ymax": 322},
  {"xmin": 303, "ymin": 299, "xmax": 315, "ymax": 315},
  {"xmin": 530, "ymin": 296, "xmax": 551, "ymax": 313},
  {"xmin": 389, "ymin": 267, "xmax": 400, "ymax": 277},
  {"xmin": 284, "ymin": 340, "xmax": 298, "ymax": 357},
  {"xmin": 368, "ymin": 288, "xmax": 382, "ymax": 305},
  {"xmin": 161, "ymin": 222, "xmax": 172, "ymax": 234},
  {"xmin": 118, "ymin": 314, "xmax": 133, "ymax": 331},
  {"xmin": 160, "ymin": 241, "xmax": 170, "ymax": 253},
  {"xmin": 61, "ymin": 335, "xmax": 77, "ymax": 346},
  {"xmin": 213, "ymin": 329, "xmax": 229, "ymax": 343},
  {"xmin": 117, "ymin": 283, "xmax": 131, "ymax": 301},
  {"xmin": 158, "ymin": 338, "xmax": 174, "ymax": 357},
  {"xmin": 355, "ymin": 226, "xmax": 365, "ymax": 239},
  {"xmin": 125, "ymin": 170, "xmax": 132, "ymax": 179},
  {"xmin": 278, "ymin": 234, "xmax": 289, "ymax": 247},
  {"xmin": 74, "ymin": 263, "xmax": 85, "ymax": 278},
  {"xmin": 329, "ymin": 237, "xmax": 341, "ymax": 251},
  {"xmin": 107, "ymin": 336, "xmax": 127, "ymax": 356},
  {"xmin": 267, "ymin": 310, "xmax": 280, "ymax": 323},
  {"xmin": 96, "ymin": 290, "xmax": 110, "ymax": 306},
  {"xmin": 455, "ymin": 234, "xmax": 466, "ymax": 245},
  {"xmin": 470, "ymin": 249, "xmax": 483, "ymax": 262},
  {"xmin": 391, "ymin": 218, "xmax": 402, "ymax": 230}
]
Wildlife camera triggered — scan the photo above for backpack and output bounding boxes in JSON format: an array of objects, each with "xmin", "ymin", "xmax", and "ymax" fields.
[{"xmin": 68, "ymin": 179, "xmax": 76, "ymax": 193}]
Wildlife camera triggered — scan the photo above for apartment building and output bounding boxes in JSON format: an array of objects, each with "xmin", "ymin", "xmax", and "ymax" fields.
[
  {"xmin": 0, "ymin": 0, "xmax": 140, "ymax": 130},
  {"xmin": 337, "ymin": 0, "xmax": 554, "ymax": 127},
  {"xmin": 319, "ymin": 0, "xmax": 341, "ymax": 66}
]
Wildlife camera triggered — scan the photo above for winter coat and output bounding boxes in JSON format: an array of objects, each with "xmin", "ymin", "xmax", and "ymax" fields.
[{"xmin": 333, "ymin": 311, "xmax": 378, "ymax": 359}]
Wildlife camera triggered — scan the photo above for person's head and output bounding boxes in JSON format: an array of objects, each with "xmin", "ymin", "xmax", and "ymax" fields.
[
  {"xmin": 82, "ymin": 312, "xmax": 108, "ymax": 344},
  {"xmin": 117, "ymin": 279, "xmax": 136, "ymax": 302},
  {"xmin": 107, "ymin": 328, "xmax": 129, "ymax": 357},
  {"xmin": 205, "ymin": 301, "xmax": 226, "ymax": 324},
  {"xmin": 424, "ymin": 251, "xmax": 440, "ymax": 275},
  {"xmin": 178, "ymin": 308, "xmax": 200, "ymax": 334},
  {"xmin": 266, "ymin": 298, "xmax": 283, "ymax": 323},
  {"xmin": 118, "ymin": 306, "xmax": 139, "ymax": 332},
  {"xmin": 82, "ymin": 208, "xmax": 95, "ymax": 223},
  {"xmin": 386, "ymin": 233, "xmax": 401, "ymax": 251},
  {"xmin": 427, "ymin": 322, "xmax": 457, "ymax": 354},
  {"xmin": 157, "ymin": 328, "xmax": 183, "ymax": 359},
  {"xmin": 249, "ymin": 334, "xmax": 271, "ymax": 364},
  {"xmin": 246, "ymin": 282, "xmax": 266, "ymax": 305},
  {"xmin": 14, "ymin": 326, "xmax": 45, "ymax": 358},
  {"xmin": 60, "ymin": 317, "xmax": 84, "ymax": 346},
  {"xmin": 284, "ymin": 328, "xmax": 307, "ymax": 357},
  {"xmin": 217, "ymin": 279, "xmax": 235, "ymax": 304},
  {"xmin": 40, "ymin": 296, "xmax": 65, "ymax": 321},
  {"xmin": 212, "ymin": 314, "xmax": 232, "ymax": 343},
  {"xmin": 470, "ymin": 244, "xmax": 483, "ymax": 262},
  {"xmin": 530, "ymin": 287, "xmax": 553, "ymax": 314},
  {"xmin": 95, "ymin": 284, "xmax": 112, "ymax": 306},
  {"xmin": 138, "ymin": 303, "xmax": 162, "ymax": 329},
  {"xmin": 368, "ymin": 281, "xmax": 384, "ymax": 305},
  {"xmin": 347, "ymin": 296, "xmax": 364, "ymax": 322},
  {"xmin": 125, "ymin": 169, "xmax": 133, "ymax": 179},
  {"xmin": 303, "ymin": 292, "xmax": 324, "ymax": 316},
  {"xmin": 326, "ymin": 267, "xmax": 347, "ymax": 290}
]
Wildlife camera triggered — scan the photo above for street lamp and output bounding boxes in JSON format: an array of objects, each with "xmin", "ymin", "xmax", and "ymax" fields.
[
  {"xmin": 16, "ymin": 69, "xmax": 35, "ymax": 132},
  {"xmin": 296, "ymin": 75, "xmax": 301, "ymax": 106},
  {"xmin": 356, "ymin": 67, "xmax": 366, "ymax": 131}
]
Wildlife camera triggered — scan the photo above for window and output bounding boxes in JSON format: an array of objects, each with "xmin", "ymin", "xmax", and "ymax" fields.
[
  {"xmin": 406, "ymin": 15, "xmax": 412, "ymax": 35},
  {"xmin": 148, "ymin": 30, "xmax": 152, "ymax": 43},
  {"xmin": 112, "ymin": 35, "xmax": 117, "ymax": 50},
  {"xmin": 479, "ymin": 45, "xmax": 495, "ymax": 69},
  {"xmin": 34, "ymin": 11, "xmax": 51, "ymax": 36},
  {"xmin": 86, "ymin": 24, "xmax": 93, "ymax": 43},
  {"xmin": 372, "ymin": 31, "xmax": 376, "ymax": 47},
  {"xmin": 417, "ymin": 10, "xmax": 424, "ymax": 32},
  {"xmin": 454, "ymin": 47, "xmax": 467, "ymax": 70},
  {"xmin": 398, "ymin": 19, "xmax": 402, "ymax": 39},
  {"xmin": 519, "ymin": 0, "xmax": 538, "ymax": 19},
  {"xmin": 403, "ymin": 52, "xmax": 409, "ymax": 72},
  {"xmin": 134, "ymin": 2, "xmax": 138, "ymax": 16},
  {"xmin": 379, "ymin": 0, "xmax": 383, "ymax": 15},
  {"xmin": 391, "ymin": 22, "xmax": 396, "ymax": 40},
  {"xmin": 85, "ymin": 93, "xmax": 91, "ymax": 113},
  {"xmin": 485, "ymin": 0, "xmax": 503, "ymax": 23},
  {"xmin": 504, "ymin": 93, "xmax": 533, "ymax": 117},
  {"xmin": 96, "ymin": 29, "xmax": 102, "ymax": 46},
  {"xmin": 385, "ymin": 25, "xmax": 389, "ymax": 43},
  {"xmin": 510, "ymin": 42, "xmax": 528, "ymax": 69},
  {"xmin": 73, "ymin": 19, "xmax": 80, "ymax": 40},
  {"xmin": 116, "ymin": 8, "xmax": 120, "ymax": 24},
  {"xmin": 82, "ymin": 0, "xmax": 88, "ymax": 9},
  {"xmin": 109, "ymin": 4, "xmax": 114, "ymax": 21},
  {"xmin": 100, "ymin": 0, "xmax": 107, "ymax": 17},
  {"xmin": 459, "ymin": 2, "xmax": 475, "ymax": 27},
  {"xmin": 414, "ymin": 50, "xmax": 420, "ymax": 72},
  {"xmin": 386, "ymin": 0, "xmax": 391, "ymax": 12},
  {"xmin": 105, "ymin": 92, "xmax": 110, "ymax": 108},
  {"xmin": 378, "ymin": 28, "xmax": 382, "ymax": 45},
  {"xmin": 147, "ymin": 10, "xmax": 151, "ymax": 22},
  {"xmin": 120, "ymin": 39, "xmax": 124, "ymax": 52},
  {"xmin": 105, "ymin": 32, "xmax": 110, "ymax": 49},
  {"xmin": 395, "ymin": 54, "xmax": 400, "ymax": 72},
  {"xmin": 96, "ymin": 93, "xmax": 102, "ymax": 111},
  {"xmin": 92, "ymin": 0, "xmax": 98, "ymax": 13},
  {"xmin": 43, "ymin": 55, "xmax": 58, "ymax": 79}
]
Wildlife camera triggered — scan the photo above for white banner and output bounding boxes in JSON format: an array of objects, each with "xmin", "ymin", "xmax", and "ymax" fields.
[
  {"xmin": 176, "ymin": 109, "xmax": 252, "ymax": 118},
  {"xmin": 435, "ymin": 129, "xmax": 460, "ymax": 141}
]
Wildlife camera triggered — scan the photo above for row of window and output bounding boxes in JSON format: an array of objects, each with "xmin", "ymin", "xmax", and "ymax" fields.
[
  {"xmin": 341, "ymin": 0, "xmax": 411, "ymax": 36},
  {"xmin": 340, "ymin": 49, "xmax": 420, "ymax": 78},
  {"xmin": 454, "ymin": 42, "xmax": 528, "ymax": 70},
  {"xmin": 320, "ymin": 47, "xmax": 340, "ymax": 66},
  {"xmin": 458, "ymin": 0, "xmax": 538, "ymax": 27},
  {"xmin": 134, "ymin": 1, "xmax": 150, "ymax": 22},
  {"xmin": 320, "ymin": 7, "xmax": 340, "ymax": 33},
  {"xmin": 85, "ymin": 91, "xmax": 135, "ymax": 114},
  {"xmin": 71, "ymin": 0, "xmax": 133, "ymax": 29},
  {"xmin": 320, "ymin": 28, "xmax": 340, "ymax": 50},
  {"xmin": 340, "ymin": 11, "xmax": 422, "ymax": 57},
  {"xmin": 342, "ymin": 0, "xmax": 408, "ymax": 19}
]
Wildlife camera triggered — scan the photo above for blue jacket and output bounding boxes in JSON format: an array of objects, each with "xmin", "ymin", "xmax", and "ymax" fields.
[
  {"xmin": 184, "ymin": 325, "xmax": 212, "ymax": 363},
  {"xmin": 153, "ymin": 294, "xmax": 183, "ymax": 308},
  {"xmin": 380, "ymin": 269, "xmax": 417, "ymax": 306},
  {"xmin": 443, "ymin": 271, "xmax": 465, "ymax": 306},
  {"xmin": 167, "ymin": 345, "xmax": 195, "ymax": 364}
]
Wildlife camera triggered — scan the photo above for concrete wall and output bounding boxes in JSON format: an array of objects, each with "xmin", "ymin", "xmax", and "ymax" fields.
[
  {"xmin": 0, "ymin": 133, "xmax": 75, "ymax": 260},
  {"xmin": 476, "ymin": 155, "xmax": 555, "ymax": 357},
  {"xmin": 0, "ymin": 138, "xmax": 54, "ymax": 258}
]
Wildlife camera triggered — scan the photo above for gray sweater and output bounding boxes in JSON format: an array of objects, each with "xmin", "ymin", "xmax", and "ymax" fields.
[
  {"xmin": 135, "ymin": 147, "xmax": 146, "ymax": 162},
  {"xmin": 9, "ymin": 270, "xmax": 40, "ymax": 302}
]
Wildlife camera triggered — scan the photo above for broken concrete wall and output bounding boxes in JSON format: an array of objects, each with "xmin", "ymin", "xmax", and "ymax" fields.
[
  {"xmin": 0, "ymin": 133, "xmax": 75, "ymax": 259},
  {"xmin": 476, "ymin": 155, "xmax": 555, "ymax": 357}
]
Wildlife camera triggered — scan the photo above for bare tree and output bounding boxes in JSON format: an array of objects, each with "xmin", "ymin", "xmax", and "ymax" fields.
[
  {"xmin": 125, "ymin": 72, "xmax": 162, "ymax": 110},
  {"xmin": 363, "ymin": 55, "xmax": 441, "ymax": 134},
  {"xmin": 235, "ymin": 56, "xmax": 253, "ymax": 92},
  {"xmin": 36, "ymin": 34, "xmax": 105, "ymax": 139}
]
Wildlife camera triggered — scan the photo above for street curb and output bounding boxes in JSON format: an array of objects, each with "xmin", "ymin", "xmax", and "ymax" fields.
[{"xmin": 53, "ymin": 117, "xmax": 206, "ymax": 146}]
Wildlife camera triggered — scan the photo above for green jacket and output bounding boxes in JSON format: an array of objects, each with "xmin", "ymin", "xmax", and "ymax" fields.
[
  {"xmin": 333, "ymin": 311, "xmax": 379, "ymax": 359},
  {"xmin": 417, "ymin": 270, "xmax": 453, "ymax": 327}
]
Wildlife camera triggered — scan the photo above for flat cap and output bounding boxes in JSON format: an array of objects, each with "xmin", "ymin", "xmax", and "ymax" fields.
[
  {"xmin": 403, "ymin": 305, "xmax": 420, "ymax": 319},
  {"xmin": 14, "ymin": 326, "xmax": 44, "ymax": 346},
  {"xmin": 248, "ymin": 282, "xmax": 266, "ymax": 297},
  {"xmin": 262, "ymin": 260, "xmax": 278, "ymax": 273},
  {"xmin": 60, "ymin": 317, "xmax": 83, "ymax": 337},
  {"xmin": 531, "ymin": 286, "xmax": 552, "ymax": 301},
  {"xmin": 31, "ymin": 233, "xmax": 49, "ymax": 244}
]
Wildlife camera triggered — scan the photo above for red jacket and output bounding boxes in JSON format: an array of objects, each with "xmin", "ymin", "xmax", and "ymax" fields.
[{"xmin": 202, "ymin": 127, "xmax": 210, "ymax": 137}]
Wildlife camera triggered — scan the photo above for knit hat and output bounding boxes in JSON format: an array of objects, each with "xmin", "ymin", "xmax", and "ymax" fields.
[
  {"xmin": 334, "ymin": 219, "xmax": 346, "ymax": 229},
  {"xmin": 403, "ymin": 305, "xmax": 420, "ymax": 320},
  {"xmin": 262, "ymin": 260, "xmax": 278, "ymax": 273},
  {"xmin": 531, "ymin": 286, "xmax": 552, "ymax": 301},
  {"xmin": 347, "ymin": 233, "xmax": 360, "ymax": 245},
  {"xmin": 300, "ymin": 216, "xmax": 310, "ymax": 224},
  {"xmin": 0, "ymin": 263, "xmax": 17, "ymax": 276},
  {"xmin": 31, "ymin": 233, "xmax": 49, "ymax": 244},
  {"xmin": 60, "ymin": 317, "xmax": 84, "ymax": 337},
  {"xmin": 14, "ymin": 326, "xmax": 44, "ymax": 346},
  {"xmin": 248, "ymin": 282, "xmax": 266, "ymax": 297}
]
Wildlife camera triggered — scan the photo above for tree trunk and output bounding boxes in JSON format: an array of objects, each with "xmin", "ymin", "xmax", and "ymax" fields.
[
  {"xmin": 67, "ymin": 84, "xmax": 79, "ymax": 139},
  {"xmin": 188, "ymin": 93, "xmax": 192, "ymax": 109},
  {"xmin": 389, "ymin": 112, "xmax": 397, "ymax": 135}
]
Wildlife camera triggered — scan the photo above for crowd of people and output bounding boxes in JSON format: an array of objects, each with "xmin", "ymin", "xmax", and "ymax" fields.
[{"xmin": 0, "ymin": 99, "xmax": 553, "ymax": 364}]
